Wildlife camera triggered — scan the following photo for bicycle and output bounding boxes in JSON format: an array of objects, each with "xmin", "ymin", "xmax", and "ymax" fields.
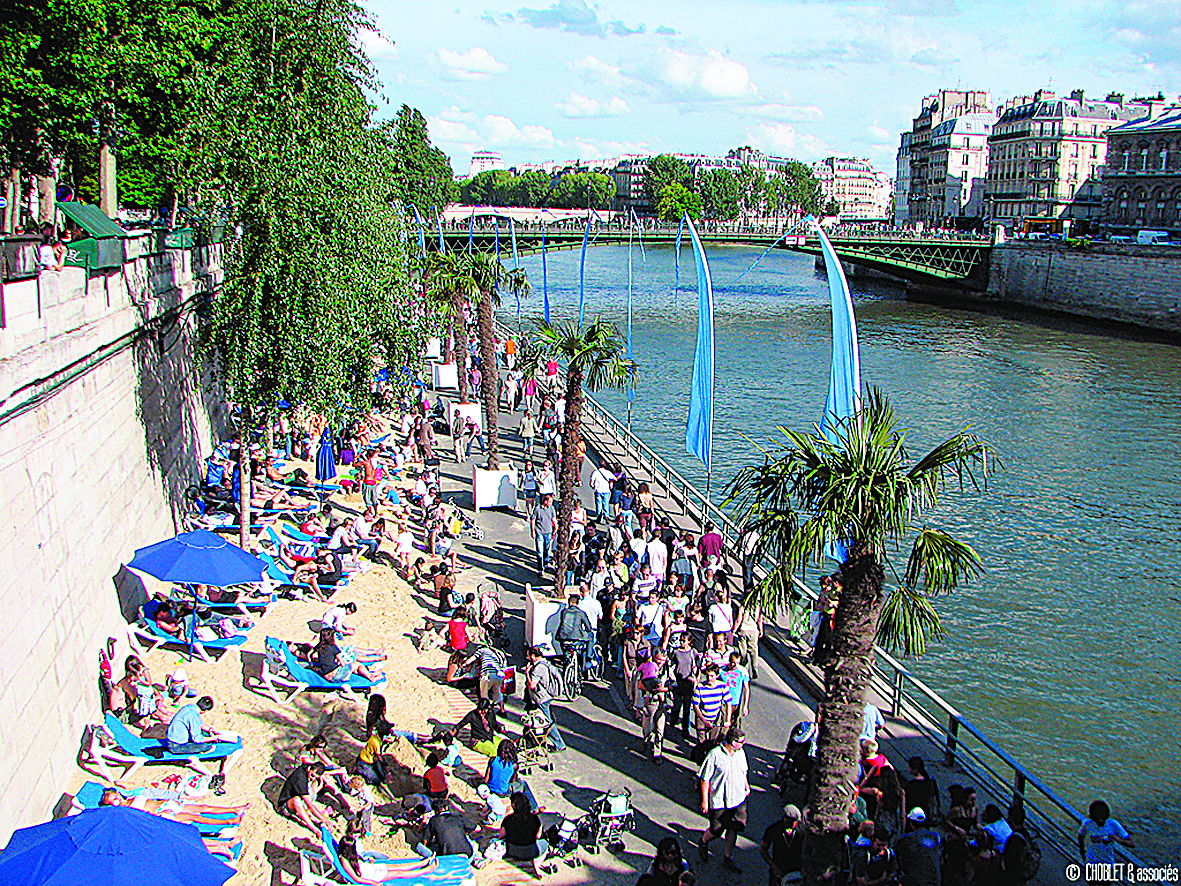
[{"xmin": 558, "ymin": 640, "xmax": 603, "ymax": 701}]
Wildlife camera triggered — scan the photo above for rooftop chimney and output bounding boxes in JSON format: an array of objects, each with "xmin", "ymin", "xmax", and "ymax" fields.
[{"xmin": 1070, "ymin": 89, "xmax": 1085, "ymax": 102}]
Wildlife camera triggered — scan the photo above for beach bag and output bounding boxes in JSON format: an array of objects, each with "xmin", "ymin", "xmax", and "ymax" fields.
[
  {"xmin": 448, "ymin": 515, "xmax": 464, "ymax": 537},
  {"xmin": 502, "ymin": 666, "xmax": 517, "ymax": 696}
]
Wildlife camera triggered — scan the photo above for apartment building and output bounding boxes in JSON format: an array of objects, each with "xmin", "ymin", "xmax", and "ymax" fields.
[
  {"xmin": 905, "ymin": 90, "xmax": 993, "ymax": 227},
  {"xmin": 1103, "ymin": 101, "xmax": 1181, "ymax": 234},
  {"xmin": 812, "ymin": 157, "xmax": 893, "ymax": 220}
]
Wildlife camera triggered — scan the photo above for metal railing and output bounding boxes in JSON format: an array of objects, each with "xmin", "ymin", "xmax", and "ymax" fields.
[{"xmin": 489, "ymin": 319, "xmax": 1146, "ymax": 868}]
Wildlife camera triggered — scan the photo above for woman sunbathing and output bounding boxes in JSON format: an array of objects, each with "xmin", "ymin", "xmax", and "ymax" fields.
[
  {"xmin": 154, "ymin": 602, "xmax": 184, "ymax": 637},
  {"xmin": 114, "ymin": 656, "xmax": 169, "ymax": 725},
  {"xmin": 99, "ymin": 787, "xmax": 249, "ymax": 823}
]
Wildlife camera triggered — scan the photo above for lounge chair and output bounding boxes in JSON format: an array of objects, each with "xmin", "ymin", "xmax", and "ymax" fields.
[
  {"xmin": 127, "ymin": 601, "xmax": 251, "ymax": 663},
  {"xmin": 95, "ymin": 712, "xmax": 244, "ymax": 783},
  {"xmin": 168, "ymin": 586, "xmax": 275, "ymax": 618},
  {"xmin": 299, "ymin": 826, "xmax": 475, "ymax": 886},
  {"xmin": 252, "ymin": 637, "xmax": 385, "ymax": 705},
  {"xmin": 69, "ymin": 781, "xmax": 241, "ymax": 837}
]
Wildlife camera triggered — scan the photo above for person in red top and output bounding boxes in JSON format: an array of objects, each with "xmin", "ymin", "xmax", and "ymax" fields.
[
  {"xmin": 699, "ymin": 521, "xmax": 724, "ymax": 566},
  {"xmin": 422, "ymin": 752, "xmax": 450, "ymax": 801},
  {"xmin": 448, "ymin": 606, "xmax": 470, "ymax": 651}
]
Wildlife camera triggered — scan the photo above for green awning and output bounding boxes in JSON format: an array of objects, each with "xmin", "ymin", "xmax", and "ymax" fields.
[{"xmin": 56, "ymin": 201, "xmax": 127, "ymax": 239}]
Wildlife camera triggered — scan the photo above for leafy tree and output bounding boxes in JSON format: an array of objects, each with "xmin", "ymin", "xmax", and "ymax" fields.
[
  {"xmin": 550, "ymin": 171, "xmax": 614, "ymax": 209},
  {"xmin": 390, "ymin": 104, "xmax": 457, "ymax": 211},
  {"xmin": 725, "ymin": 390, "xmax": 992, "ymax": 884},
  {"xmin": 735, "ymin": 164, "xmax": 766, "ymax": 221},
  {"xmin": 513, "ymin": 169, "xmax": 552, "ymax": 207},
  {"xmin": 460, "ymin": 169, "xmax": 515, "ymax": 206},
  {"xmin": 642, "ymin": 153, "xmax": 693, "ymax": 208},
  {"xmin": 656, "ymin": 182, "xmax": 702, "ymax": 222},
  {"xmin": 529, "ymin": 318, "xmax": 634, "ymax": 593},
  {"xmin": 698, "ymin": 168, "xmax": 740, "ymax": 221},
  {"xmin": 823, "ymin": 196, "xmax": 841, "ymax": 217},
  {"xmin": 780, "ymin": 160, "xmax": 827, "ymax": 217},
  {"xmin": 191, "ymin": 0, "xmax": 411, "ymax": 542}
]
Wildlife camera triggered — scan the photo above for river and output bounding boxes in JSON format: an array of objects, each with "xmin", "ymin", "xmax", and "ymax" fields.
[{"xmin": 509, "ymin": 243, "xmax": 1181, "ymax": 862}]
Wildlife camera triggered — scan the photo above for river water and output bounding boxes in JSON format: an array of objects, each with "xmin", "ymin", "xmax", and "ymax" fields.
[{"xmin": 510, "ymin": 243, "xmax": 1181, "ymax": 862}]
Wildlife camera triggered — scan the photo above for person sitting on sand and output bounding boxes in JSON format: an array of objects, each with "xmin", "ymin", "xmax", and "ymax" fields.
[
  {"xmin": 452, "ymin": 698, "xmax": 504, "ymax": 757},
  {"xmin": 278, "ymin": 761, "xmax": 336, "ymax": 833},
  {"xmin": 309, "ymin": 628, "xmax": 382, "ymax": 683},
  {"xmin": 364, "ymin": 694, "xmax": 425, "ymax": 745},
  {"xmin": 445, "ymin": 648, "xmax": 480, "ymax": 690},
  {"xmin": 297, "ymin": 734, "xmax": 352, "ymax": 806},
  {"xmin": 422, "ymin": 752, "xmax": 450, "ymax": 802}
]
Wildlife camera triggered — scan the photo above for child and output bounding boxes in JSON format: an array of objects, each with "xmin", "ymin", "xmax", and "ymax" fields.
[
  {"xmin": 346, "ymin": 775, "xmax": 376, "ymax": 837},
  {"xmin": 438, "ymin": 732, "xmax": 464, "ymax": 767},
  {"xmin": 422, "ymin": 753, "xmax": 449, "ymax": 802},
  {"xmin": 476, "ymin": 782, "xmax": 507, "ymax": 827}
]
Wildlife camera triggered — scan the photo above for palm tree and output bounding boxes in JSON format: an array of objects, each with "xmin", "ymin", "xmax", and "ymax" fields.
[
  {"xmin": 725, "ymin": 389, "xmax": 992, "ymax": 885},
  {"xmin": 466, "ymin": 250, "xmax": 529, "ymax": 468},
  {"xmin": 531, "ymin": 317, "xmax": 635, "ymax": 593},
  {"xmin": 426, "ymin": 252, "xmax": 475, "ymax": 403}
]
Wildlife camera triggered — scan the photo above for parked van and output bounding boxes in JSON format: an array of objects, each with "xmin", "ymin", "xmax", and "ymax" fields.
[{"xmin": 1136, "ymin": 229, "xmax": 1170, "ymax": 245}]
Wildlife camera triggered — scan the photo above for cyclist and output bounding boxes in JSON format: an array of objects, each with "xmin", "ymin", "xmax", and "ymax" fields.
[{"xmin": 554, "ymin": 594, "xmax": 596, "ymax": 680}]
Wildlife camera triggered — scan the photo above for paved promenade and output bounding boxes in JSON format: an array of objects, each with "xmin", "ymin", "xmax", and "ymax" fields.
[{"xmin": 430, "ymin": 381, "xmax": 1074, "ymax": 886}]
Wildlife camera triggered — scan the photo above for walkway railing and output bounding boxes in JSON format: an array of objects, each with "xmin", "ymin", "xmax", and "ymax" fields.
[{"xmin": 490, "ymin": 319, "xmax": 1145, "ymax": 868}]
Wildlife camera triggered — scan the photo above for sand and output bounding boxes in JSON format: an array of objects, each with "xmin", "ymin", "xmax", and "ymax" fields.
[{"xmin": 69, "ymin": 446, "xmax": 639, "ymax": 886}]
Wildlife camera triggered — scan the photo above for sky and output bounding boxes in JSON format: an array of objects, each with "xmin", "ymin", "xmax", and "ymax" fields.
[{"xmin": 363, "ymin": 0, "xmax": 1180, "ymax": 176}]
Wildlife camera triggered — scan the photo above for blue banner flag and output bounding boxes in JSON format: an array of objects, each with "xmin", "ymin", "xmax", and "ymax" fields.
[
  {"xmin": 510, "ymin": 218, "xmax": 521, "ymax": 322},
  {"xmin": 684, "ymin": 214, "xmax": 715, "ymax": 471},
  {"xmin": 630, "ymin": 208, "xmax": 646, "ymax": 262},
  {"xmin": 734, "ymin": 217, "xmax": 809, "ymax": 283},
  {"xmin": 494, "ymin": 216, "xmax": 500, "ymax": 259},
  {"xmin": 467, "ymin": 209, "xmax": 474, "ymax": 254},
  {"xmin": 542, "ymin": 227, "xmax": 550, "ymax": 324},
  {"xmin": 807, "ymin": 215, "xmax": 861, "ymax": 562},
  {"xmin": 433, "ymin": 206, "xmax": 445, "ymax": 253},
  {"xmin": 627, "ymin": 225, "xmax": 634, "ymax": 403},
  {"xmin": 578, "ymin": 214, "xmax": 592, "ymax": 330},
  {"xmin": 409, "ymin": 204, "xmax": 426, "ymax": 257}
]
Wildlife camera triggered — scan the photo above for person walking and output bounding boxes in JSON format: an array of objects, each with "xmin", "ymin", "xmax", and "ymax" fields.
[
  {"xmin": 671, "ymin": 631, "xmax": 698, "ymax": 737},
  {"xmin": 452, "ymin": 411, "xmax": 465, "ymax": 463},
  {"xmin": 761, "ymin": 804, "xmax": 804, "ymax": 886},
  {"xmin": 639, "ymin": 648, "xmax": 671, "ymax": 763},
  {"xmin": 531, "ymin": 493, "xmax": 557, "ymax": 576},
  {"xmin": 589, "ymin": 460, "xmax": 613, "ymax": 521},
  {"xmin": 697, "ymin": 727, "xmax": 750, "ymax": 872},
  {"xmin": 692, "ymin": 663, "xmax": 730, "ymax": 744},
  {"xmin": 519, "ymin": 410, "xmax": 537, "ymax": 458},
  {"xmin": 524, "ymin": 646, "xmax": 567, "ymax": 752},
  {"xmin": 734, "ymin": 601, "xmax": 762, "ymax": 681}
]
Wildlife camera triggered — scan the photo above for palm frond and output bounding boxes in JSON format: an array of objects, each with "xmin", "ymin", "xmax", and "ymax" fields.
[
  {"xmin": 877, "ymin": 582, "xmax": 946, "ymax": 657},
  {"xmin": 903, "ymin": 527, "xmax": 983, "ymax": 595}
]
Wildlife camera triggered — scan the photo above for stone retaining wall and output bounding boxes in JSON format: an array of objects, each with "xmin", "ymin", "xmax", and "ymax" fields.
[
  {"xmin": 0, "ymin": 238, "xmax": 225, "ymax": 840},
  {"xmin": 985, "ymin": 241, "xmax": 1181, "ymax": 334}
]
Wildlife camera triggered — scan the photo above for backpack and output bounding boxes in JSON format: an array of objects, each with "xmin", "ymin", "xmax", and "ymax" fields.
[{"xmin": 539, "ymin": 661, "xmax": 563, "ymax": 699}]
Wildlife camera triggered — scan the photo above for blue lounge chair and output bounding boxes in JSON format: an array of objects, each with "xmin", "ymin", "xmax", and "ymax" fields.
[
  {"xmin": 253, "ymin": 637, "xmax": 384, "ymax": 705},
  {"xmin": 98, "ymin": 713, "xmax": 243, "ymax": 783},
  {"xmin": 298, "ymin": 826, "xmax": 475, "ymax": 886},
  {"xmin": 168, "ymin": 586, "xmax": 275, "ymax": 618},
  {"xmin": 128, "ymin": 601, "xmax": 251, "ymax": 662}
]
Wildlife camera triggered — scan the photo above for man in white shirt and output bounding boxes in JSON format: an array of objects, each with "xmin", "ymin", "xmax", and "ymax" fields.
[
  {"xmin": 577, "ymin": 585, "xmax": 603, "ymax": 632},
  {"xmin": 698, "ymin": 727, "xmax": 750, "ymax": 872},
  {"xmin": 861, "ymin": 702, "xmax": 885, "ymax": 741},
  {"xmin": 588, "ymin": 559, "xmax": 610, "ymax": 597},
  {"xmin": 629, "ymin": 529, "xmax": 648, "ymax": 564},
  {"xmin": 352, "ymin": 507, "xmax": 379, "ymax": 560},
  {"xmin": 635, "ymin": 586, "xmax": 664, "ymax": 646},
  {"xmin": 646, "ymin": 532, "xmax": 668, "ymax": 585},
  {"xmin": 589, "ymin": 462, "xmax": 614, "ymax": 519}
]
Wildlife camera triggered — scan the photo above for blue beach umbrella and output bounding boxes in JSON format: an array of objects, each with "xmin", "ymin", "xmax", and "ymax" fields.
[
  {"xmin": 0, "ymin": 807, "xmax": 236, "ymax": 886},
  {"xmin": 315, "ymin": 426, "xmax": 336, "ymax": 483},
  {"xmin": 127, "ymin": 529, "xmax": 268, "ymax": 587}
]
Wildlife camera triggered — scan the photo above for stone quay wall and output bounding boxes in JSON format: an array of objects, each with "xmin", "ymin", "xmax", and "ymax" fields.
[
  {"xmin": 984, "ymin": 241, "xmax": 1181, "ymax": 335},
  {"xmin": 0, "ymin": 237, "xmax": 225, "ymax": 841}
]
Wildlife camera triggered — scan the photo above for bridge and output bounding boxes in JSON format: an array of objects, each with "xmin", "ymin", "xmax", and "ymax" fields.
[{"xmin": 438, "ymin": 227, "xmax": 992, "ymax": 290}]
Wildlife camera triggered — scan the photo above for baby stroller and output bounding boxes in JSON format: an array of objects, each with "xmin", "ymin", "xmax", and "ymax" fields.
[
  {"xmin": 518, "ymin": 709, "xmax": 554, "ymax": 774},
  {"xmin": 579, "ymin": 787, "xmax": 635, "ymax": 854},
  {"xmin": 445, "ymin": 505, "xmax": 485, "ymax": 541},
  {"xmin": 775, "ymin": 720, "xmax": 817, "ymax": 793},
  {"xmin": 536, "ymin": 817, "xmax": 582, "ymax": 874}
]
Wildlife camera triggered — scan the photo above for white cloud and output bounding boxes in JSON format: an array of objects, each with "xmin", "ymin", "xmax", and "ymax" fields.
[
  {"xmin": 360, "ymin": 29, "xmax": 398, "ymax": 62},
  {"xmin": 745, "ymin": 123, "xmax": 831, "ymax": 160},
  {"xmin": 569, "ymin": 55, "xmax": 625, "ymax": 86},
  {"xmin": 639, "ymin": 47, "xmax": 755, "ymax": 100},
  {"xmin": 483, "ymin": 115, "xmax": 557, "ymax": 148},
  {"xmin": 557, "ymin": 93, "xmax": 630, "ymax": 118},
  {"xmin": 436, "ymin": 47, "xmax": 509, "ymax": 80},
  {"xmin": 748, "ymin": 103, "xmax": 824, "ymax": 122},
  {"xmin": 568, "ymin": 138, "xmax": 652, "ymax": 159},
  {"xmin": 866, "ymin": 124, "xmax": 892, "ymax": 140}
]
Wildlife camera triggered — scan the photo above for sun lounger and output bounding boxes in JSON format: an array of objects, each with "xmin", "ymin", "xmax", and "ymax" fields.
[
  {"xmin": 168, "ymin": 586, "xmax": 275, "ymax": 618},
  {"xmin": 95, "ymin": 713, "xmax": 243, "ymax": 783},
  {"xmin": 253, "ymin": 637, "xmax": 385, "ymax": 705},
  {"xmin": 298, "ymin": 826, "xmax": 475, "ymax": 886},
  {"xmin": 127, "ymin": 601, "xmax": 251, "ymax": 663}
]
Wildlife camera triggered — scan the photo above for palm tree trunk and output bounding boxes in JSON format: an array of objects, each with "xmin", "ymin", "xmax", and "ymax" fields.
[
  {"xmin": 476, "ymin": 290, "xmax": 500, "ymax": 467},
  {"xmin": 801, "ymin": 549, "xmax": 885, "ymax": 886},
  {"xmin": 452, "ymin": 292, "xmax": 470, "ymax": 402},
  {"xmin": 552, "ymin": 367, "xmax": 583, "ymax": 594}
]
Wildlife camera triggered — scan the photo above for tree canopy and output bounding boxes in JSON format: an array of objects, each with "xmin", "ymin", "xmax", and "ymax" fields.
[
  {"xmin": 656, "ymin": 182, "xmax": 702, "ymax": 222},
  {"xmin": 390, "ymin": 104, "xmax": 457, "ymax": 212}
]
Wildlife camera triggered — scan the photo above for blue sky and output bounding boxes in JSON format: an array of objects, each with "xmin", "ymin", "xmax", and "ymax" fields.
[{"xmin": 364, "ymin": 0, "xmax": 1180, "ymax": 175}]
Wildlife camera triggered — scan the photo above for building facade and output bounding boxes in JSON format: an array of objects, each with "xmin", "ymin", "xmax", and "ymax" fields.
[
  {"xmin": 609, "ymin": 157, "xmax": 649, "ymax": 213},
  {"xmin": 904, "ymin": 89, "xmax": 993, "ymax": 228},
  {"xmin": 985, "ymin": 90, "xmax": 1155, "ymax": 232},
  {"xmin": 894, "ymin": 132, "xmax": 912, "ymax": 225},
  {"xmin": 813, "ymin": 156, "xmax": 893, "ymax": 220},
  {"xmin": 469, "ymin": 150, "xmax": 504, "ymax": 176},
  {"xmin": 1103, "ymin": 104, "xmax": 1181, "ymax": 234}
]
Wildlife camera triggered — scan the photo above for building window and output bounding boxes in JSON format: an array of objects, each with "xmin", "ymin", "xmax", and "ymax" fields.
[
  {"xmin": 1161, "ymin": 148, "xmax": 1169, "ymax": 170},
  {"xmin": 963, "ymin": 153, "xmax": 969, "ymax": 165},
  {"xmin": 1141, "ymin": 148, "xmax": 1149, "ymax": 170},
  {"xmin": 1091, "ymin": 145, "xmax": 1098, "ymax": 159}
]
